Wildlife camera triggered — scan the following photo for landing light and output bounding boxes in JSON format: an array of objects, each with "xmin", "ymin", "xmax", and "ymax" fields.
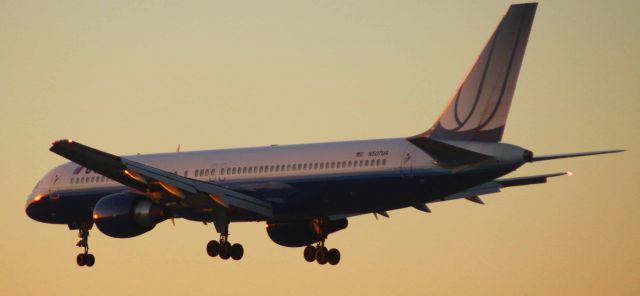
[
  {"xmin": 567, "ymin": 171, "xmax": 573, "ymax": 176},
  {"xmin": 33, "ymin": 194, "xmax": 43, "ymax": 202}
]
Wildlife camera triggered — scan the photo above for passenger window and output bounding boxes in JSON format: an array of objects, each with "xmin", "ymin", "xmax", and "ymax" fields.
[
  {"xmin": 319, "ymin": 163, "xmax": 324, "ymax": 169},
  {"xmin": 348, "ymin": 161, "xmax": 352, "ymax": 168},
  {"xmin": 70, "ymin": 178, "xmax": 74, "ymax": 184},
  {"xmin": 341, "ymin": 161, "xmax": 346, "ymax": 168},
  {"xmin": 184, "ymin": 170, "xmax": 189, "ymax": 177},
  {"xmin": 314, "ymin": 163, "xmax": 318, "ymax": 170},
  {"xmin": 382, "ymin": 159, "xmax": 387, "ymax": 166},
  {"xmin": 270, "ymin": 165, "xmax": 274, "ymax": 172}
]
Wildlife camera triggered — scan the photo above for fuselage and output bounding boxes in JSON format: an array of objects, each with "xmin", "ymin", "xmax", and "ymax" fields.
[{"xmin": 26, "ymin": 138, "xmax": 527, "ymax": 226}]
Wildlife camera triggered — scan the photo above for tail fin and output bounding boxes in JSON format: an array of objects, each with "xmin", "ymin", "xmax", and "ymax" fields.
[{"xmin": 418, "ymin": 3, "xmax": 537, "ymax": 142}]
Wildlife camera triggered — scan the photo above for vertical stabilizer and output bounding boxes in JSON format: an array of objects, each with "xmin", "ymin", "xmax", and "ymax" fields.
[{"xmin": 417, "ymin": 3, "xmax": 537, "ymax": 142}]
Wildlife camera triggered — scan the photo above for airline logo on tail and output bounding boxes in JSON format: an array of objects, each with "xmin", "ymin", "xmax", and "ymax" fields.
[{"xmin": 419, "ymin": 3, "xmax": 537, "ymax": 143}]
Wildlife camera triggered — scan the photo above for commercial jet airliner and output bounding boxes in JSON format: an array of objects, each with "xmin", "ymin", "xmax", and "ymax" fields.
[{"xmin": 26, "ymin": 3, "xmax": 623, "ymax": 267}]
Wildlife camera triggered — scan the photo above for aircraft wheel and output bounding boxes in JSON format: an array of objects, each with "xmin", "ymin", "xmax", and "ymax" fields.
[
  {"xmin": 316, "ymin": 247, "xmax": 328, "ymax": 265},
  {"xmin": 230, "ymin": 243, "xmax": 244, "ymax": 260},
  {"xmin": 207, "ymin": 240, "xmax": 220, "ymax": 257},
  {"xmin": 85, "ymin": 254, "xmax": 95, "ymax": 267},
  {"xmin": 327, "ymin": 249, "xmax": 340, "ymax": 265},
  {"xmin": 219, "ymin": 241, "xmax": 232, "ymax": 260},
  {"xmin": 303, "ymin": 245, "xmax": 316, "ymax": 262},
  {"xmin": 76, "ymin": 253, "xmax": 86, "ymax": 266}
]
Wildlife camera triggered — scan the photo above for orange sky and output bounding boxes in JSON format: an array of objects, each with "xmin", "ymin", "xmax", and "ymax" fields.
[{"xmin": 1, "ymin": 1, "xmax": 638, "ymax": 295}]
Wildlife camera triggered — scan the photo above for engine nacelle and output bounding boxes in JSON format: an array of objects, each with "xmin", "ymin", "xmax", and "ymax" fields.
[
  {"xmin": 93, "ymin": 192, "xmax": 167, "ymax": 238},
  {"xmin": 266, "ymin": 219, "xmax": 348, "ymax": 247}
]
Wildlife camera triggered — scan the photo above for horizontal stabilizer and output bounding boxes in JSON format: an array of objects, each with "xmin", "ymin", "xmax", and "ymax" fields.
[
  {"xmin": 434, "ymin": 171, "xmax": 568, "ymax": 203},
  {"xmin": 496, "ymin": 172, "xmax": 568, "ymax": 187},
  {"xmin": 408, "ymin": 137, "xmax": 494, "ymax": 168},
  {"xmin": 531, "ymin": 150, "xmax": 624, "ymax": 162}
]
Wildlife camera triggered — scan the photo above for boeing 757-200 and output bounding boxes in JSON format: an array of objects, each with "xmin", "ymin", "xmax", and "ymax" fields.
[{"xmin": 26, "ymin": 3, "xmax": 623, "ymax": 267}]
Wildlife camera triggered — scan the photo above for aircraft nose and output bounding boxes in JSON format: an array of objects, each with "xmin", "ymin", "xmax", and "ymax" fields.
[{"xmin": 25, "ymin": 194, "xmax": 49, "ymax": 223}]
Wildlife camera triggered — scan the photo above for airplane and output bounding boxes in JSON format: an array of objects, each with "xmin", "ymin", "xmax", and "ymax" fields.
[{"xmin": 25, "ymin": 3, "xmax": 623, "ymax": 267}]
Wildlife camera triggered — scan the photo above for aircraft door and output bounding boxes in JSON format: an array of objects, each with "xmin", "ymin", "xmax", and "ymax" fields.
[{"xmin": 401, "ymin": 144, "xmax": 416, "ymax": 178}]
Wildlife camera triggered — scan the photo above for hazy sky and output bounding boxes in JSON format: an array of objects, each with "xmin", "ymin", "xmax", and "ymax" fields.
[{"xmin": 1, "ymin": 1, "xmax": 638, "ymax": 295}]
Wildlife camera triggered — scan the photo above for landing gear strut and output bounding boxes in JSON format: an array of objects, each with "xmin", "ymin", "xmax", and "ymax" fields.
[
  {"xmin": 303, "ymin": 240, "xmax": 341, "ymax": 266},
  {"xmin": 205, "ymin": 206, "xmax": 244, "ymax": 261},
  {"xmin": 75, "ymin": 228, "xmax": 95, "ymax": 267},
  {"xmin": 206, "ymin": 233, "xmax": 244, "ymax": 261}
]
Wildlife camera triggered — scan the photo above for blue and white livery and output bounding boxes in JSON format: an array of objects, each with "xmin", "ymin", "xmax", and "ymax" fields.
[{"xmin": 26, "ymin": 3, "xmax": 623, "ymax": 267}]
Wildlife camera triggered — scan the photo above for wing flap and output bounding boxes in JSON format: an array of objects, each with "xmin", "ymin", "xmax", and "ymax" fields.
[{"xmin": 123, "ymin": 158, "xmax": 273, "ymax": 216}]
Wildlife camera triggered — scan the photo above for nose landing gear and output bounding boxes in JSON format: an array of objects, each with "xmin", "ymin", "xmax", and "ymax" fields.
[{"xmin": 75, "ymin": 228, "xmax": 95, "ymax": 267}]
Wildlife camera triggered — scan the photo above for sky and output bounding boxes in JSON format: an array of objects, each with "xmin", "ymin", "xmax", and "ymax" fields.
[{"xmin": 1, "ymin": 0, "xmax": 638, "ymax": 295}]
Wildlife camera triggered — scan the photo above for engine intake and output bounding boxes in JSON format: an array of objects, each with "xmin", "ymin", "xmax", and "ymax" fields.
[{"xmin": 93, "ymin": 192, "xmax": 167, "ymax": 238}]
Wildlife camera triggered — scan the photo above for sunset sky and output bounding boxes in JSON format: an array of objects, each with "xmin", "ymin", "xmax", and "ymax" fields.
[{"xmin": 1, "ymin": 1, "xmax": 638, "ymax": 295}]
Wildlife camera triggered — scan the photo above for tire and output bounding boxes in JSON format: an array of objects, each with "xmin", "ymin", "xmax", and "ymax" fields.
[
  {"xmin": 327, "ymin": 249, "xmax": 340, "ymax": 265},
  {"xmin": 230, "ymin": 243, "xmax": 244, "ymax": 260},
  {"xmin": 316, "ymin": 247, "xmax": 328, "ymax": 265},
  {"xmin": 219, "ymin": 241, "xmax": 231, "ymax": 260},
  {"xmin": 206, "ymin": 240, "xmax": 220, "ymax": 257},
  {"xmin": 76, "ymin": 253, "xmax": 86, "ymax": 266},
  {"xmin": 85, "ymin": 254, "xmax": 95, "ymax": 267},
  {"xmin": 303, "ymin": 246, "xmax": 316, "ymax": 262}
]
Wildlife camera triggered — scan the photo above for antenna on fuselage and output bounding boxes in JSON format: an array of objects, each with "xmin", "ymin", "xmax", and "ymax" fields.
[{"xmin": 176, "ymin": 144, "xmax": 181, "ymax": 153}]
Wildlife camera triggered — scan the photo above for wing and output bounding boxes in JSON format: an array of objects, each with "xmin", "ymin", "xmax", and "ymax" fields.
[{"xmin": 49, "ymin": 139, "xmax": 273, "ymax": 217}]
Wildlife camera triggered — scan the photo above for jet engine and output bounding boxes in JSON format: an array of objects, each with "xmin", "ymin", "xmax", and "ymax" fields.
[
  {"xmin": 93, "ymin": 192, "xmax": 167, "ymax": 238},
  {"xmin": 266, "ymin": 218, "xmax": 348, "ymax": 247}
]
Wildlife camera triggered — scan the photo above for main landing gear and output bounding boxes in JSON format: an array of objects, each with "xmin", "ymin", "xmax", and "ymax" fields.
[
  {"xmin": 303, "ymin": 240, "xmax": 341, "ymax": 266},
  {"xmin": 206, "ymin": 233, "xmax": 244, "ymax": 261},
  {"xmin": 75, "ymin": 228, "xmax": 95, "ymax": 267}
]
